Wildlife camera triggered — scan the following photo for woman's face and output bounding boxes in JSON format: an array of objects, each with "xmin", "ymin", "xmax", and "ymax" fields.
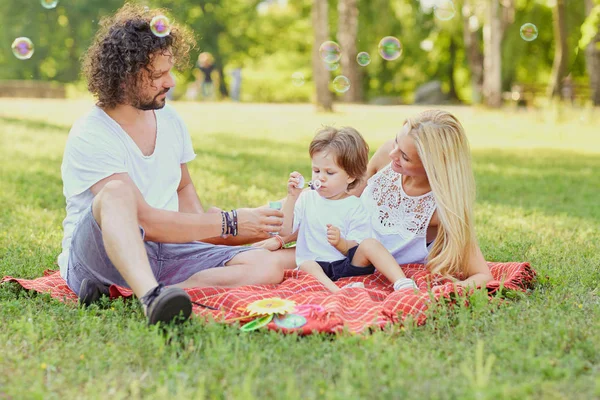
[{"xmin": 389, "ymin": 124, "xmax": 426, "ymax": 177}]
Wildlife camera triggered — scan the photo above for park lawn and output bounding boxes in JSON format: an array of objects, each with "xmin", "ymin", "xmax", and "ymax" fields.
[{"xmin": 0, "ymin": 98, "xmax": 599, "ymax": 399}]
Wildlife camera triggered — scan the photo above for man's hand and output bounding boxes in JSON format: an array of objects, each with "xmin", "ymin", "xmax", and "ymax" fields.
[
  {"xmin": 287, "ymin": 171, "xmax": 304, "ymax": 198},
  {"xmin": 326, "ymin": 224, "xmax": 342, "ymax": 247},
  {"xmin": 236, "ymin": 207, "xmax": 284, "ymax": 238}
]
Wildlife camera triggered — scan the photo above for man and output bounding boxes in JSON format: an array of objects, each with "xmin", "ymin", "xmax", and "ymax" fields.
[{"xmin": 59, "ymin": 4, "xmax": 284, "ymax": 326}]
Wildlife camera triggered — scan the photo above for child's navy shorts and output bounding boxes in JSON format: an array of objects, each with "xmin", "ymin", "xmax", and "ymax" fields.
[{"xmin": 316, "ymin": 245, "xmax": 375, "ymax": 281}]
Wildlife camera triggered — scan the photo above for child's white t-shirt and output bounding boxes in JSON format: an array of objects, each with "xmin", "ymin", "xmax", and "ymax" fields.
[
  {"xmin": 292, "ymin": 190, "xmax": 372, "ymax": 267},
  {"xmin": 57, "ymin": 104, "xmax": 196, "ymax": 278}
]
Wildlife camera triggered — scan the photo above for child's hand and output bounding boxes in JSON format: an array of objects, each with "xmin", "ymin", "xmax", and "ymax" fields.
[
  {"xmin": 287, "ymin": 171, "xmax": 304, "ymax": 197},
  {"xmin": 326, "ymin": 224, "xmax": 342, "ymax": 247}
]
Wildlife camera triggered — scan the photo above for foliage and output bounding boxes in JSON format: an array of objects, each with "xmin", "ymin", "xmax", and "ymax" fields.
[{"xmin": 0, "ymin": 0, "xmax": 594, "ymax": 102}]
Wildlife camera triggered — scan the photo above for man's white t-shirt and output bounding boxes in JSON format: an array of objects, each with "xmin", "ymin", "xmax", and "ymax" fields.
[
  {"xmin": 57, "ymin": 104, "xmax": 196, "ymax": 278},
  {"xmin": 292, "ymin": 190, "xmax": 372, "ymax": 267}
]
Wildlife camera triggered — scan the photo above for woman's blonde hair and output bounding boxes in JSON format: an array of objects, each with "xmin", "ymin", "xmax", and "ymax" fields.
[{"xmin": 404, "ymin": 110, "xmax": 476, "ymax": 278}]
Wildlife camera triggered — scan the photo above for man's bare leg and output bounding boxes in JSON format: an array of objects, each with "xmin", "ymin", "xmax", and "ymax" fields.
[
  {"xmin": 92, "ymin": 180, "xmax": 158, "ymax": 298},
  {"xmin": 274, "ymin": 248, "xmax": 297, "ymax": 269},
  {"xmin": 175, "ymin": 249, "xmax": 284, "ymax": 288}
]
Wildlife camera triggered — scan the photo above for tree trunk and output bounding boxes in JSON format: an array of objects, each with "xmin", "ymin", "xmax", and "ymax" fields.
[
  {"xmin": 462, "ymin": 3, "xmax": 484, "ymax": 104},
  {"xmin": 312, "ymin": 0, "xmax": 333, "ymax": 111},
  {"xmin": 337, "ymin": 0, "xmax": 362, "ymax": 102},
  {"xmin": 483, "ymin": 0, "xmax": 502, "ymax": 108},
  {"xmin": 447, "ymin": 36, "xmax": 460, "ymax": 102},
  {"xmin": 585, "ymin": 0, "xmax": 600, "ymax": 105},
  {"xmin": 547, "ymin": 0, "xmax": 568, "ymax": 98}
]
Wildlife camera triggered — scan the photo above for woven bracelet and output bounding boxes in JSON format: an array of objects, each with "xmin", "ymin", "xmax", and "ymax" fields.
[{"xmin": 274, "ymin": 235, "xmax": 285, "ymax": 249}]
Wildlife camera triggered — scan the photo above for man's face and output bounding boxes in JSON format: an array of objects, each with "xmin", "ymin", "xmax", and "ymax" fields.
[{"xmin": 130, "ymin": 50, "xmax": 175, "ymax": 110}]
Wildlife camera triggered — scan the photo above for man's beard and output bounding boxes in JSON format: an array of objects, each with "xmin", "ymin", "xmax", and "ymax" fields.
[{"xmin": 132, "ymin": 89, "xmax": 169, "ymax": 110}]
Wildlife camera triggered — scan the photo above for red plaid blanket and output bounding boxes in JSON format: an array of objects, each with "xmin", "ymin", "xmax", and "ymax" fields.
[{"xmin": 1, "ymin": 262, "xmax": 535, "ymax": 334}]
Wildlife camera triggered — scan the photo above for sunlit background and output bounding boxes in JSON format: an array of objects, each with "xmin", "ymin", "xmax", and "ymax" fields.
[{"xmin": 2, "ymin": 0, "xmax": 598, "ymax": 109}]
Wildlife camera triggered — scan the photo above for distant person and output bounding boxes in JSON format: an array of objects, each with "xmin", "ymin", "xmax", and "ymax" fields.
[
  {"xmin": 196, "ymin": 52, "xmax": 215, "ymax": 100},
  {"xmin": 229, "ymin": 66, "xmax": 242, "ymax": 102},
  {"xmin": 60, "ymin": 4, "xmax": 285, "ymax": 326},
  {"xmin": 561, "ymin": 75, "xmax": 575, "ymax": 105}
]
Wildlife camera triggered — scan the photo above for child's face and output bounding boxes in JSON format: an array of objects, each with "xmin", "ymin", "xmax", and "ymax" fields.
[
  {"xmin": 389, "ymin": 124, "xmax": 426, "ymax": 177},
  {"xmin": 311, "ymin": 151, "xmax": 354, "ymax": 200}
]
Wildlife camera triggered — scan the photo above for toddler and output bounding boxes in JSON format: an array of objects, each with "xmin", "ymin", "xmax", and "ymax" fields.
[{"xmin": 280, "ymin": 126, "xmax": 417, "ymax": 293}]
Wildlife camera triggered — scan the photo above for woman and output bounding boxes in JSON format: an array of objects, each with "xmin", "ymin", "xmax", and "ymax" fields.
[{"xmin": 257, "ymin": 110, "xmax": 493, "ymax": 287}]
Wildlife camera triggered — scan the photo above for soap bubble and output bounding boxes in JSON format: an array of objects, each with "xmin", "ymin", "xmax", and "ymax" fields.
[
  {"xmin": 324, "ymin": 62, "xmax": 339, "ymax": 71},
  {"xmin": 333, "ymin": 75, "xmax": 351, "ymax": 93},
  {"xmin": 40, "ymin": 0, "xmax": 58, "ymax": 9},
  {"xmin": 291, "ymin": 72, "xmax": 305, "ymax": 87},
  {"xmin": 356, "ymin": 52, "xmax": 371, "ymax": 66},
  {"xmin": 319, "ymin": 41, "xmax": 342, "ymax": 64},
  {"xmin": 308, "ymin": 180, "xmax": 322, "ymax": 190},
  {"xmin": 11, "ymin": 37, "xmax": 34, "ymax": 60},
  {"xmin": 150, "ymin": 15, "xmax": 171, "ymax": 37},
  {"xmin": 434, "ymin": 0, "xmax": 455, "ymax": 21},
  {"xmin": 520, "ymin": 23, "xmax": 538, "ymax": 42},
  {"xmin": 378, "ymin": 36, "xmax": 402, "ymax": 61}
]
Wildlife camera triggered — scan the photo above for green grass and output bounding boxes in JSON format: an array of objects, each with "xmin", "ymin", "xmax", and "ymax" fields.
[{"xmin": 1, "ymin": 99, "xmax": 599, "ymax": 399}]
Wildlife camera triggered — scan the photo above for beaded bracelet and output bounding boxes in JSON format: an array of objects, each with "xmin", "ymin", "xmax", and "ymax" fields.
[
  {"xmin": 220, "ymin": 211, "xmax": 226, "ymax": 237},
  {"xmin": 220, "ymin": 211, "xmax": 229, "ymax": 238},
  {"xmin": 274, "ymin": 235, "xmax": 285, "ymax": 249},
  {"xmin": 220, "ymin": 210, "xmax": 239, "ymax": 237},
  {"xmin": 231, "ymin": 209, "xmax": 238, "ymax": 236}
]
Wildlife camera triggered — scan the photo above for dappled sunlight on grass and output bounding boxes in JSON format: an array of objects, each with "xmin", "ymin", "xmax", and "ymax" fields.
[{"xmin": 1, "ymin": 100, "xmax": 599, "ymax": 399}]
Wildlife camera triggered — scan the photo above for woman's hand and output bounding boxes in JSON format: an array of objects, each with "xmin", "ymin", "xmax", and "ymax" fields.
[{"xmin": 287, "ymin": 171, "xmax": 304, "ymax": 198}]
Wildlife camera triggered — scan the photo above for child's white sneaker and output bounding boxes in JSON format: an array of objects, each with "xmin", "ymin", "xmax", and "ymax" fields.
[
  {"xmin": 342, "ymin": 282, "xmax": 365, "ymax": 289},
  {"xmin": 393, "ymin": 278, "xmax": 418, "ymax": 291}
]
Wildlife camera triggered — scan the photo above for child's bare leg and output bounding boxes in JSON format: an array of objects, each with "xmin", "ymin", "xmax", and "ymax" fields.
[
  {"xmin": 299, "ymin": 261, "xmax": 340, "ymax": 293},
  {"xmin": 351, "ymin": 238, "xmax": 407, "ymax": 283}
]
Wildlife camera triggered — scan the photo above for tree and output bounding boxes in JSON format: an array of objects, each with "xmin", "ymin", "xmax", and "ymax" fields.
[
  {"xmin": 461, "ymin": 0, "xmax": 484, "ymax": 104},
  {"xmin": 312, "ymin": 0, "xmax": 333, "ymax": 111},
  {"xmin": 337, "ymin": 0, "xmax": 362, "ymax": 102},
  {"xmin": 547, "ymin": 0, "xmax": 568, "ymax": 98},
  {"xmin": 584, "ymin": 0, "xmax": 600, "ymax": 105},
  {"xmin": 482, "ymin": 0, "xmax": 515, "ymax": 107},
  {"xmin": 483, "ymin": 0, "xmax": 503, "ymax": 107}
]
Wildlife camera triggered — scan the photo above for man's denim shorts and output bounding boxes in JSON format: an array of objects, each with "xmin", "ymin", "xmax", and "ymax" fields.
[{"xmin": 65, "ymin": 205, "xmax": 255, "ymax": 295}]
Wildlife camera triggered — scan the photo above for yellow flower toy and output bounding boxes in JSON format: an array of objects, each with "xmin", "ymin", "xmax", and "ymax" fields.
[
  {"xmin": 246, "ymin": 298, "xmax": 296, "ymax": 316},
  {"xmin": 239, "ymin": 298, "xmax": 300, "ymax": 332}
]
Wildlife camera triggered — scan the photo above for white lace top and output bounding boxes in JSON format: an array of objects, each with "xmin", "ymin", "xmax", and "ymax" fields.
[{"xmin": 361, "ymin": 163, "xmax": 437, "ymax": 265}]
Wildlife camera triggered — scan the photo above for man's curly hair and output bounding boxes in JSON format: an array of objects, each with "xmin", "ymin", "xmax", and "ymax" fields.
[{"xmin": 82, "ymin": 3, "xmax": 194, "ymax": 108}]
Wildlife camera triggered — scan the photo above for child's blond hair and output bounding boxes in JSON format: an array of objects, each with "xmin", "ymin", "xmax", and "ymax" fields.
[{"xmin": 309, "ymin": 126, "xmax": 369, "ymax": 190}]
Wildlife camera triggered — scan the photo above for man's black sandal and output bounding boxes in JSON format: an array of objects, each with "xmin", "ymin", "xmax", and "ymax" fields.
[
  {"xmin": 140, "ymin": 284, "xmax": 192, "ymax": 326},
  {"xmin": 79, "ymin": 278, "xmax": 110, "ymax": 307}
]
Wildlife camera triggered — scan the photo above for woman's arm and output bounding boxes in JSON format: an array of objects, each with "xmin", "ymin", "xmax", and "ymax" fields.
[
  {"xmin": 428, "ymin": 213, "xmax": 492, "ymax": 288},
  {"xmin": 457, "ymin": 243, "xmax": 493, "ymax": 288}
]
